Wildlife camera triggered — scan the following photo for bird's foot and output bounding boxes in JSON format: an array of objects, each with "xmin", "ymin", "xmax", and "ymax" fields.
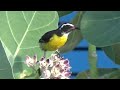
[
  {"xmin": 55, "ymin": 50, "xmax": 61, "ymax": 58},
  {"xmin": 43, "ymin": 51, "xmax": 47, "ymax": 60}
]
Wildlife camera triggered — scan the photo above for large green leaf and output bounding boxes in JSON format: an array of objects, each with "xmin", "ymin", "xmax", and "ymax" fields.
[
  {"xmin": 59, "ymin": 11, "xmax": 83, "ymax": 53},
  {"xmin": 81, "ymin": 11, "xmax": 120, "ymax": 47},
  {"xmin": 57, "ymin": 11, "xmax": 73, "ymax": 17},
  {"xmin": 13, "ymin": 61, "xmax": 38, "ymax": 79},
  {"xmin": 76, "ymin": 68, "xmax": 120, "ymax": 79},
  {"xmin": 76, "ymin": 70, "xmax": 90, "ymax": 79},
  {"xmin": 102, "ymin": 43, "xmax": 120, "ymax": 64},
  {"xmin": 0, "ymin": 40, "xmax": 13, "ymax": 79},
  {"xmin": 98, "ymin": 68, "xmax": 120, "ymax": 79},
  {"xmin": 0, "ymin": 11, "xmax": 59, "ymax": 78}
]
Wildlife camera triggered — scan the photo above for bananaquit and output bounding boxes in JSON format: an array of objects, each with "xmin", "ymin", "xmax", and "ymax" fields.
[{"xmin": 39, "ymin": 23, "xmax": 79, "ymax": 57}]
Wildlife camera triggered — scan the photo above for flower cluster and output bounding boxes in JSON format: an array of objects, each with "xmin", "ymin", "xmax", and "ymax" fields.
[{"xmin": 25, "ymin": 54, "xmax": 72, "ymax": 79}]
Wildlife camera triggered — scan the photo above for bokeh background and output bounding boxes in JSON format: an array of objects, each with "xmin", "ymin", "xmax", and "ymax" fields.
[{"xmin": 59, "ymin": 11, "xmax": 120, "ymax": 79}]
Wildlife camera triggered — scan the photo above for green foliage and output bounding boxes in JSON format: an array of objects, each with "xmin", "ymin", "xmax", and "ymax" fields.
[
  {"xmin": 0, "ymin": 11, "xmax": 59, "ymax": 78},
  {"xmin": 103, "ymin": 43, "xmax": 120, "ymax": 64},
  {"xmin": 100, "ymin": 69, "xmax": 120, "ymax": 79},
  {"xmin": 0, "ymin": 41, "xmax": 13, "ymax": 79},
  {"xmin": 13, "ymin": 61, "xmax": 38, "ymax": 79},
  {"xmin": 57, "ymin": 11, "xmax": 73, "ymax": 17},
  {"xmin": 76, "ymin": 70, "xmax": 90, "ymax": 79},
  {"xmin": 81, "ymin": 11, "xmax": 120, "ymax": 47},
  {"xmin": 76, "ymin": 68, "xmax": 120, "ymax": 79}
]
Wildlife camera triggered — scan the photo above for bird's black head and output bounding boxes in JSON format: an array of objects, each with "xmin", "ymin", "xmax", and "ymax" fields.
[{"xmin": 58, "ymin": 23, "xmax": 79, "ymax": 34}]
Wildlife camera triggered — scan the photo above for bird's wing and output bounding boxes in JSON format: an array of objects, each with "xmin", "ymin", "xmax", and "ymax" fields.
[{"xmin": 39, "ymin": 30, "xmax": 57, "ymax": 43}]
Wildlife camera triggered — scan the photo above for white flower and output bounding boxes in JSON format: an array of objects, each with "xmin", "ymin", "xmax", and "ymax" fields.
[
  {"xmin": 40, "ymin": 70, "xmax": 51, "ymax": 79},
  {"xmin": 25, "ymin": 54, "xmax": 72, "ymax": 79},
  {"xmin": 39, "ymin": 54, "xmax": 72, "ymax": 79},
  {"xmin": 25, "ymin": 55, "xmax": 37, "ymax": 67}
]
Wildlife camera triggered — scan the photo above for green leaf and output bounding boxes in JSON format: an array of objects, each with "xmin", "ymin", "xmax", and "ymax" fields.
[
  {"xmin": 98, "ymin": 68, "xmax": 117, "ymax": 76},
  {"xmin": 76, "ymin": 68, "xmax": 120, "ymax": 79},
  {"xmin": 81, "ymin": 11, "xmax": 120, "ymax": 47},
  {"xmin": 13, "ymin": 61, "xmax": 38, "ymax": 79},
  {"xmin": 2, "ymin": 40, "xmax": 14, "ymax": 67},
  {"xmin": 98, "ymin": 68, "xmax": 120, "ymax": 79},
  {"xmin": 76, "ymin": 70, "xmax": 90, "ymax": 79},
  {"xmin": 102, "ymin": 43, "xmax": 120, "ymax": 64},
  {"xmin": 0, "ymin": 40, "xmax": 13, "ymax": 79},
  {"xmin": 59, "ymin": 11, "xmax": 83, "ymax": 53},
  {"xmin": 57, "ymin": 11, "xmax": 73, "ymax": 17},
  {"xmin": 0, "ymin": 11, "xmax": 59, "ymax": 78}
]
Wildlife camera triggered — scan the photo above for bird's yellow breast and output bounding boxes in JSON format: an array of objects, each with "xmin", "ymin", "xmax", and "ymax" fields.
[{"xmin": 41, "ymin": 34, "xmax": 68, "ymax": 51}]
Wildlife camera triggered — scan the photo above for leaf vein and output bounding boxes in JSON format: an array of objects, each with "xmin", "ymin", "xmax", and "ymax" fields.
[
  {"xmin": 13, "ymin": 11, "xmax": 36, "ymax": 59},
  {"xmin": 29, "ymin": 12, "xmax": 58, "ymax": 31},
  {"xmin": 22, "ymin": 11, "xmax": 28, "ymax": 24},
  {"xmin": 6, "ymin": 11, "xmax": 19, "ymax": 45},
  {"xmin": 20, "ymin": 46, "xmax": 39, "ymax": 50}
]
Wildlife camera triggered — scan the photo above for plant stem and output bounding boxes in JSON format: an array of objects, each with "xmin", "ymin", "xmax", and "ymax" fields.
[
  {"xmin": 88, "ymin": 43, "xmax": 98, "ymax": 79},
  {"xmin": 72, "ymin": 11, "xmax": 85, "ymax": 27}
]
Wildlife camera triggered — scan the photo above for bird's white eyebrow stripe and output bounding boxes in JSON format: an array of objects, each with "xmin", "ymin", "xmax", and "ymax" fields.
[{"xmin": 59, "ymin": 23, "xmax": 74, "ymax": 30}]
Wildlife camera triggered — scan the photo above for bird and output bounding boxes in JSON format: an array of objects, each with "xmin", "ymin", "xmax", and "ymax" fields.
[{"xmin": 39, "ymin": 22, "xmax": 80, "ymax": 58}]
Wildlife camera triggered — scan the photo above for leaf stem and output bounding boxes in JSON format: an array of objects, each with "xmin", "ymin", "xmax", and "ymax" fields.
[
  {"xmin": 88, "ymin": 43, "xmax": 98, "ymax": 79},
  {"xmin": 72, "ymin": 11, "xmax": 85, "ymax": 27}
]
